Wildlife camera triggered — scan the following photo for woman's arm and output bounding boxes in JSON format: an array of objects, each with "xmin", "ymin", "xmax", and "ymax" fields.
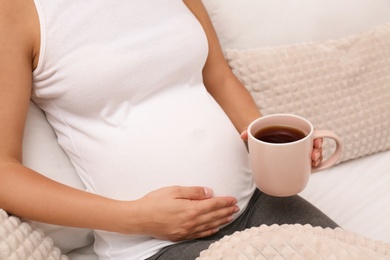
[
  {"xmin": 0, "ymin": 0, "xmax": 128, "ymax": 232},
  {"xmin": 183, "ymin": 0, "xmax": 262, "ymax": 134}
]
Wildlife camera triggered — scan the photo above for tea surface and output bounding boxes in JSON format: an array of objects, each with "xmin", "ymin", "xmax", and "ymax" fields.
[{"xmin": 254, "ymin": 126, "xmax": 306, "ymax": 143}]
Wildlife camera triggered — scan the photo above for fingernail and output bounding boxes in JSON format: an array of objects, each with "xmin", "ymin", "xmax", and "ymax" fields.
[
  {"xmin": 316, "ymin": 159, "xmax": 321, "ymax": 166},
  {"xmin": 315, "ymin": 152, "xmax": 320, "ymax": 161},
  {"xmin": 203, "ymin": 187, "xmax": 213, "ymax": 197}
]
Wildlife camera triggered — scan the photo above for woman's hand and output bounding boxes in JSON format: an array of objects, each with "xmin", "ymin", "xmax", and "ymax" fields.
[
  {"xmin": 311, "ymin": 138, "xmax": 323, "ymax": 167},
  {"xmin": 126, "ymin": 186, "xmax": 239, "ymax": 242},
  {"xmin": 240, "ymin": 129, "xmax": 323, "ymax": 168}
]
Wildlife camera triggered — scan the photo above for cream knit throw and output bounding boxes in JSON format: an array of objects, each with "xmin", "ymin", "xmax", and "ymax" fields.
[
  {"xmin": 0, "ymin": 209, "xmax": 67, "ymax": 260},
  {"xmin": 2, "ymin": 209, "xmax": 390, "ymax": 260},
  {"xmin": 198, "ymin": 224, "xmax": 390, "ymax": 259}
]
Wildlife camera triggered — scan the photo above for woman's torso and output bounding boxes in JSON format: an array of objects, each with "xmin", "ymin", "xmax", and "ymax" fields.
[{"xmin": 32, "ymin": 0, "xmax": 255, "ymax": 258}]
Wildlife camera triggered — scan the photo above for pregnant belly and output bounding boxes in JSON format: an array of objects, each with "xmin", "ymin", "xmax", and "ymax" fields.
[
  {"xmin": 90, "ymin": 115, "xmax": 254, "ymax": 204},
  {"xmin": 69, "ymin": 86, "xmax": 255, "ymax": 211}
]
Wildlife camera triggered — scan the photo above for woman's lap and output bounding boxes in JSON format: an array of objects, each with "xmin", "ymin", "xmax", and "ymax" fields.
[{"xmin": 147, "ymin": 189, "xmax": 338, "ymax": 260}]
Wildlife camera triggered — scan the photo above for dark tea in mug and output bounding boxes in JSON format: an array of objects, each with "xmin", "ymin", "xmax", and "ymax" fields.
[{"xmin": 254, "ymin": 125, "xmax": 306, "ymax": 143}]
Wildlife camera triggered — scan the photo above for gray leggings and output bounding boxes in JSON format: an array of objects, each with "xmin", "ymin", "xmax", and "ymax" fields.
[{"xmin": 147, "ymin": 189, "xmax": 338, "ymax": 260}]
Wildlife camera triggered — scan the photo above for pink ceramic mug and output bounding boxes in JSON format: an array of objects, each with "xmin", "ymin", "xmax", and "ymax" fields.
[{"xmin": 247, "ymin": 114, "xmax": 343, "ymax": 197}]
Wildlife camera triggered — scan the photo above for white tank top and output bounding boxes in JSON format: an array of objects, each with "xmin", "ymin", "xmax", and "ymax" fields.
[{"xmin": 32, "ymin": 0, "xmax": 255, "ymax": 259}]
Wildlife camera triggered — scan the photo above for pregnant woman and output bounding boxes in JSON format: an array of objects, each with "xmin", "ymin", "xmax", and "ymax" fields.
[{"xmin": 0, "ymin": 0, "xmax": 335, "ymax": 259}]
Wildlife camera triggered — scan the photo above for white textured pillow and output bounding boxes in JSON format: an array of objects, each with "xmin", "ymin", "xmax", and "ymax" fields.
[
  {"xmin": 22, "ymin": 101, "xmax": 94, "ymax": 254},
  {"xmin": 203, "ymin": 0, "xmax": 390, "ymax": 50},
  {"xmin": 197, "ymin": 224, "xmax": 390, "ymax": 259},
  {"xmin": 226, "ymin": 23, "xmax": 390, "ymax": 162},
  {"xmin": 0, "ymin": 209, "xmax": 67, "ymax": 260}
]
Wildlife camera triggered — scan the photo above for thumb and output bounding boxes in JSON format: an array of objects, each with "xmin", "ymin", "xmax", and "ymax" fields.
[
  {"xmin": 173, "ymin": 186, "xmax": 214, "ymax": 200},
  {"xmin": 240, "ymin": 129, "xmax": 249, "ymax": 141}
]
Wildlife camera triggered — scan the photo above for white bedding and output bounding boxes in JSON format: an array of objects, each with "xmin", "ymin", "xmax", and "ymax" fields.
[{"xmin": 300, "ymin": 150, "xmax": 390, "ymax": 243}]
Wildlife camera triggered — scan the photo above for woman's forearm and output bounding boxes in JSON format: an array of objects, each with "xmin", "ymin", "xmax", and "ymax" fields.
[
  {"xmin": 207, "ymin": 74, "xmax": 261, "ymax": 133},
  {"xmin": 0, "ymin": 161, "xmax": 127, "ymax": 233}
]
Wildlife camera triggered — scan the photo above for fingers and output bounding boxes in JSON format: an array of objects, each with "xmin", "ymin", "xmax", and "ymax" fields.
[
  {"xmin": 314, "ymin": 138, "xmax": 323, "ymax": 149},
  {"xmin": 171, "ymin": 186, "xmax": 237, "ymax": 207},
  {"xmin": 312, "ymin": 138, "xmax": 323, "ymax": 167},
  {"xmin": 195, "ymin": 201, "xmax": 239, "ymax": 228},
  {"xmin": 312, "ymin": 154, "xmax": 323, "ymax": 167},
  {"xmin": 168, "ymin": 186, "xmax": 213, "ymax": 200},
  {"xmin": 193, "ymin": 197, "xmax": 239, "ymax": 218},
  {"xmin": 190, "ymin": 196, "xmax": 239, "ymax": 229},
  {"xmin": 311, "ymin": 148, "xmax": 322, "ymax": 167},
  {"xmin": 169, "ymin": 185, "xmax": 239, "ymax": 227},
  {"xmin": 169, "ymin": 200, "xmax": 240, "ymax": 241},
  {"xmin": 173, "ymin": 189, "xmax": 239, "ymax": 240},
  {"xmin": 240, "ymin": 129, "xmax": 248, "ymax": 141},
  {"xmin": 312, "ymin": 147, "xmax": 323, "ymax": 167},
  {"xmin": 311, "ymin": 147, "xmax": 322, "ymax": 161},
  {"xmin": 141, "ymin": 186, "xmax": 239, "ymax": 241}
]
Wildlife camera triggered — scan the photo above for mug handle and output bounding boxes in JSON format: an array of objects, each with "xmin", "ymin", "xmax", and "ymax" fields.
[{"xmin": 312, "ymin": 130, "xmax": 343, "ymax": 173}]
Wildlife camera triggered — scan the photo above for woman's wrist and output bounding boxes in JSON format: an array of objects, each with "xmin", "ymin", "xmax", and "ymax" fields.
[
  {"xmin": 239, "ymin": 114, "xmax": 262, "ymax": 139},
  {"xmin": 108, "ymin": 200, "xmax": 140, "ymax": 234}
]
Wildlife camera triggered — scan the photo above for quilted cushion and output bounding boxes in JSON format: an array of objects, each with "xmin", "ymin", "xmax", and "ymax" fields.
[
  {"xmin": 197, "ymin": 224, "xmax": 390, "ymax": 259},
  {"xmin": 226, "ymin": 23, "xmax": 390, "ymax": 162},
  {"xmin": 0, "ymin": 209, "xmax": 67, "ymax": 260}
]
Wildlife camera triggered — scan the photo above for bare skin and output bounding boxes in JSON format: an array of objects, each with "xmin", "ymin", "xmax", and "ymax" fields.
[{"xmin": 0, "ymin": 0, "xmax": 323, "ymax": 243}]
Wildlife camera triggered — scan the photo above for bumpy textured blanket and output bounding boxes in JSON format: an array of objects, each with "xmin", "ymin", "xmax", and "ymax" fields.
[
  {"xmin": 2, "ymin": 208, "xmax": 390, "ymax": 259},
  {"xmin": 0, "ymin": 209, "xmax": 67, "ymax": 260},
  {"xmin": 198, "ymin": 224, "xmax": 390, "ymax": 259}
]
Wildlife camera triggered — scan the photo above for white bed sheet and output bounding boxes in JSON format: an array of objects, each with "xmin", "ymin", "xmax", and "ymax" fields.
[
  {"xmin": 67, "ymin": 244, "xmax": 97, "ymax": 260},
  {"xmin": 300, "ymin": 150, "xmax": 390, "ymax": 243}
]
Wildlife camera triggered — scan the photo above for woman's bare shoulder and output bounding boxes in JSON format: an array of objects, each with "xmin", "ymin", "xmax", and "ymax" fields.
[{"xmin": 0, "ymin": 0, "xmax": 40, "ymax": 69}]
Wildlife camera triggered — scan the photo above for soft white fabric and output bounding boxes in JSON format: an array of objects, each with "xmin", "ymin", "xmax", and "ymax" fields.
[
  {"xmin": 23, "ymin": 102, "xmax": 86, "ymax": 189},
  {"xmin": 31, "ymin": 0, "xmax": 255, "ymax": 259},
  {"xmin": 66, "ymin": 244, "xmax": 97, "ymax": 260},
  {"xmin": 0, "ymin": 209, "xmax": 67, "ymax": 260},
  {"xmin": 197, "ymin": 224, "xmax": 390, "ymax": 259},
  {"xmin": 225, "ymin": 23, "xmax": 390, "ymax": 162},
  {"xmin": 202, "ymin": 0, "xmax": 390, "ymax": 50},
  {"xmin": 301, "ymin": 150, "xmax": 390, "ymax": 243},
  {"xmin": 23, "ymin": 101, "xmax": 94, "ymax": 254}
]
